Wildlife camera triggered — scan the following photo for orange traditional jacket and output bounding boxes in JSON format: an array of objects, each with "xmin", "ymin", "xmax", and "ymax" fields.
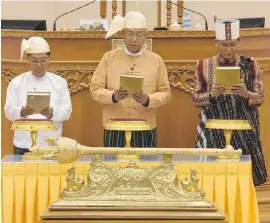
[{"xmin": 90, "ymin": 48, "xmax": 171, "ymax": 128}]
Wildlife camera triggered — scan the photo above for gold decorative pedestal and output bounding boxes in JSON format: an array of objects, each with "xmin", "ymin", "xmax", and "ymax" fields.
[
  {"xmin": 205, "ymin": 119, "xmax": 252, "ymax": 158},
  {"xmin": 11, "ymin": 119, "xmax": 57, "ymax": 159},
  {"xmin": 105, "ymin": 119, "xmax": 152, "ymax": 160}
]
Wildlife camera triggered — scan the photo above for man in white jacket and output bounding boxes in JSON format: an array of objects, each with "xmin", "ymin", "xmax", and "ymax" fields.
[{"xmin": 4, "ymin": 36, "xmax": 72, "ymax": 155}]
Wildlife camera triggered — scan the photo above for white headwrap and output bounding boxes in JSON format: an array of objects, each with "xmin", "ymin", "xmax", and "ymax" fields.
[
  {"xmin": 21, "ymin": 36, "xmax": 50, "ymax": 60},
  {"xmin": 215, "ymin": 19, "xmax": 240, "ymax": 40},
  {"xmin": 105, "ymin": 11, "xmax": 147, "ymax": 39}
]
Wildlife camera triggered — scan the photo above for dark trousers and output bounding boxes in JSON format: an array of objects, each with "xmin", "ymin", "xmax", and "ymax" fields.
[
  {"xmin": 14, "ymin": 145, "xmax": 29, "ymax": 155},
  {"xmin": 104, "ymin": 128, "xmax": 157, "ymax": 148}
]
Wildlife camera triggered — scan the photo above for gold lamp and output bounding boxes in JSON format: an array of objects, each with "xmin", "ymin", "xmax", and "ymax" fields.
[
  {"xmin": 205, "ymin": 119, "xmax": 252, "ymax": 151},
  {"xmin": 105, "ymin": 118, "xmax": 152, "ymax": 160}
]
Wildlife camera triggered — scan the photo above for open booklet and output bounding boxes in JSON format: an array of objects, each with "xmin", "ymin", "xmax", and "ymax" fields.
[
  {"xmin": 216, "ymin": 66, "xmax": 241, "ymax": 94},
  {"xmin": 120, "ymin": 74, "xmax": 144, "ymax": 94},
  {"xmin": 26, "ymin": 92, "xmax": 51, "ymax": 114}
]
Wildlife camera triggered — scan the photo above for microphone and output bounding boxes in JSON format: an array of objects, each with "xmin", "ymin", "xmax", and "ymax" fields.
[
  {"xmin": 166, "ymin": 0, "xmax": 208, "ymax": 31},
  {"xmin": 53, "ymin": 0, "xmax": 97, "ymax": 31}
]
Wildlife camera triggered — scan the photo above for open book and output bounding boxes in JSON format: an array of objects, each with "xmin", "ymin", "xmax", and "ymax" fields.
[
  {"xmin": 216, "ymin": 66, "xmax": 241, "ymax": 94},
  {"xmin": 26, "ymin": 92, "xmax": 51, "ymax": 114},
  {"xmin": 120, "ymin": 74, "xmax": 144, "ymax": 93}
]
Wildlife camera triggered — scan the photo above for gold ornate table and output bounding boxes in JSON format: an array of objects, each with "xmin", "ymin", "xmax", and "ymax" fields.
[
  {"xmin": 205, "ymin": 119, "xmax": 252, "ymax": 149},
  {"xmin": 105, "ymin": 119, "xmax": 152, "ymax": 160},
  {"xmin": 11, "ymin": 119, "xmax": 57, "ymax": 147}
]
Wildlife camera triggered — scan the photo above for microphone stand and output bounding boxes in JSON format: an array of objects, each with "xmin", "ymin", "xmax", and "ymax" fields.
[{"xmin": 53, "ymin": 0, "xmax": 97, "ymax": 31}]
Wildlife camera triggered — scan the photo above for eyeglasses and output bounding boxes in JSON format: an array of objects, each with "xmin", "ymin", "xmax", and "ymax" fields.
[{"xmin": 29, "ymin": 57, "xmax": 49, "ymax": 65}]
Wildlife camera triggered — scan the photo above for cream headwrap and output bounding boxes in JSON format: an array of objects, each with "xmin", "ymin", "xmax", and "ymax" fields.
[
  {"xmin": 105, "ymin": 11, "xmax": 147, "ymax": 39},
  {"xmin": 215, "ymin": 19, "xmax": 240, "ymax": 40},
  {"xmin": 21, "ymin": 36, "xmax": 50, "ymax": 60}
]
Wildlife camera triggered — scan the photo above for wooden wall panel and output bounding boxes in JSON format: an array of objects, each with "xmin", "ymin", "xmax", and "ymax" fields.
[
  {"xmin": 1, "ymin": 79, "xmax": 14, "ymax": 157},
  {"xmin": 157, "ymin": 88, "xmax": 200, "ymax": 148},
  {"xmin": 64, "ymin": 90, "xmax": 104, "ymax": 147}
]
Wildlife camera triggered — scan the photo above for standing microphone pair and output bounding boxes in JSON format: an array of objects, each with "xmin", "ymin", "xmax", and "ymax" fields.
[
  {"xmin": 53, "ymin": 0, "xmax": 208, "ymax": 31},
  {"xmin": 166, "ymin": 0, "xmax": 208, "ymax": 31}
]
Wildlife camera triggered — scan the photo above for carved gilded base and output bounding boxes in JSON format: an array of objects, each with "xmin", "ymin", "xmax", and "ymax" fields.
[{"xmin": 49, "ymin": 200, "xmax": 214, "ymax": 210}]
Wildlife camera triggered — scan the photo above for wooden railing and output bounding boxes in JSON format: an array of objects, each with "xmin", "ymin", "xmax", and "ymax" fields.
[{"xmin": 99, "ymin": 0, "xmax": 183, "ymax": 29}]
